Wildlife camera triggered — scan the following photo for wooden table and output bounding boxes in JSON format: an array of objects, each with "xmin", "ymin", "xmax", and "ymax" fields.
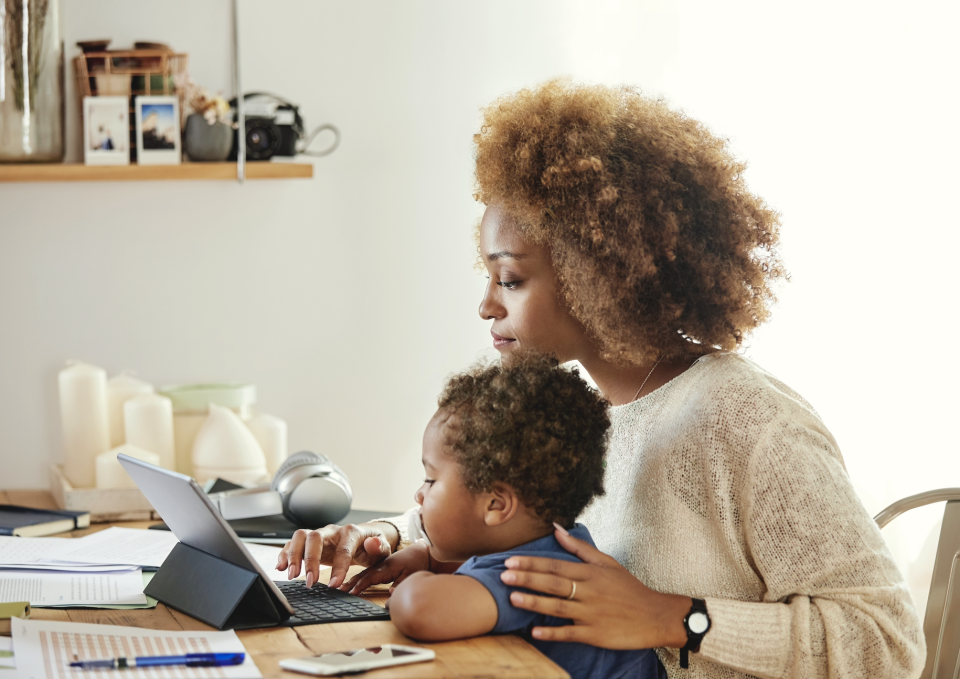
[{"xmin": 1, "ymin": 490, "xmax": 568, "ymax": 679}]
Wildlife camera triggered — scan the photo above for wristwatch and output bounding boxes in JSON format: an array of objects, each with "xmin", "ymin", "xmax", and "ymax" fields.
[{"xmin": 680, "ymin": 598, "xmax": 710, "ymax": 669}]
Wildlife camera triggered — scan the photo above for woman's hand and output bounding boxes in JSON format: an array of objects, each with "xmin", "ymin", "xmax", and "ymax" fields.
[
  {"xmin": 341, "ymin": 540, "xmax": 433, "ymax": 595},
  {"xmin": 502, "ymin": 525, "xmax": 691, "ymax": 650},
  {"xmin": 276, "ymin": 521, "xmax": 398, "ymax": 589}
]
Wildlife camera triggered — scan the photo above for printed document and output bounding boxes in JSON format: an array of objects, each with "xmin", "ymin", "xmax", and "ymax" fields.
[
  {"xmin": 0, "ymin": 528, "xmax": 178, "ymax": 569},
  {"xmin": 0, "ymin": 569, "xmax": 146, "ymax": 606},
  {"xmin": 12, "ymin": 617, "xmax": 262, "ymax": 679},
  {"xmin": 53, "ymin": 527, "xmax": 179, "ymax": 568}
]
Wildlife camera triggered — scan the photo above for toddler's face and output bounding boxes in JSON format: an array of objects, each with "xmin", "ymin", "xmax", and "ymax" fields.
[{"xmin": 413, "ymin": 410, "xmax": 488, "ymax": 563}]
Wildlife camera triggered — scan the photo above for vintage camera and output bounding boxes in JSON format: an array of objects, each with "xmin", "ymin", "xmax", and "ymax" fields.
[{"xmin": 229, "ymin": 93, "xmax": 304, "ymax": 161}]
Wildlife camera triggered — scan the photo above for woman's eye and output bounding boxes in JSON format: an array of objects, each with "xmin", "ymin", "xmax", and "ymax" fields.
[{"xmin": 497, "ymin": 280, "xmax": 520, "ymax": 290}]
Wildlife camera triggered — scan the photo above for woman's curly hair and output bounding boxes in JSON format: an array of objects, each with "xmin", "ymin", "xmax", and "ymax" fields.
[
  {"xmin": 438, "ymin": 352, "xmax": 609, "ymax": 528},
  {"xmin": 474, "ymin": 79, "xmax": 786, "ymax": 365}
]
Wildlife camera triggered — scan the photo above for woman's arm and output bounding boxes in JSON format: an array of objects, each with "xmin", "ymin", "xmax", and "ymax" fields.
[
  {"xmin": 506, "ymin": 419, "xmax": 925, "ymax": 678},
  {"xmin": 696, "ymin": 421, "xmax": 924, "ymax": 678},
  {"xmin": 389, "ymin": 572, "xmax": 498, "ymax": 641}
]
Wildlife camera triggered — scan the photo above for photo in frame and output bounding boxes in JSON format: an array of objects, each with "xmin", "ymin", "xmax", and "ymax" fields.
[
  {"xmin": 83, "ymin": 96, "xmax": 130, "ymax": 166},
  {"xmin": 135, "ymin": 95, "xmax": 181, "ymax": 165}
]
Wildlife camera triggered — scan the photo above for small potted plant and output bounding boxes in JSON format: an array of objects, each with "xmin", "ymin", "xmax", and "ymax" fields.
[{"xmin": 176, "ymin": 74, "xmax": 233, "ymax": 162}]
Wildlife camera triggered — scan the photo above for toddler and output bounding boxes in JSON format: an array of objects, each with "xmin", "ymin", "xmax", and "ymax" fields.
[{"xmin": 386, "ymin": 353, "xmax": 665, "ymax": 679}]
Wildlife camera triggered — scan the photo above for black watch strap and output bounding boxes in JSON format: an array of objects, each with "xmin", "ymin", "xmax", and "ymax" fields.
[{"xmin": 680, "ymin": 598, "xmax": 710, "ymax": 669}]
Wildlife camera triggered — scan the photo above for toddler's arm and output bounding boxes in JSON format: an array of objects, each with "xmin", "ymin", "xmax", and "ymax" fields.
[{"xmin": 389, "ymin": 571, "xmax": 498, "ymax": 641}]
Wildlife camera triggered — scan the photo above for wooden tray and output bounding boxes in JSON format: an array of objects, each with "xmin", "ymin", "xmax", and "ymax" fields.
[{"xmin": 49, "ymin": 464, "xmax": 160, "ymax": 523}]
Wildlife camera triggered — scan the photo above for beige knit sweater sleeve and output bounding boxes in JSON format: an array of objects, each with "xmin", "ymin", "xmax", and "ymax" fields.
[
  {"xmin": 371, "ymin": 506, "xmax": 418, "ymax": 550},
  {"xmin": 584, "ymin": 354, "xmax": 924, "ymax": 679},
  {"xmin": 697, "ymin": 392, "xmax": 924, "ymax": 678}
]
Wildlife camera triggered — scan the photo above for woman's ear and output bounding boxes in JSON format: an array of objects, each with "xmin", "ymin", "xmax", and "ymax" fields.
[{"xmin": 482, "ymin": 482, "xmax": 520, "ymax": 527}]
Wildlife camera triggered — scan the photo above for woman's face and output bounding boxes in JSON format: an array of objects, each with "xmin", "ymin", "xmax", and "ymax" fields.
[{"xmin": 478, "ymin": 205, "xmax": 593, "ymax": 363}]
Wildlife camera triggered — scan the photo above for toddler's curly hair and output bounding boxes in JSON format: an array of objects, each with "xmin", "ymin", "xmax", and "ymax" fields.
[
  {"xmin": 437, "ymin": 352, "xmax": 609, "ymax": 528},
  {"xmin": 474, "ymin": 79, "xmax": 786, "ymax": 365}
]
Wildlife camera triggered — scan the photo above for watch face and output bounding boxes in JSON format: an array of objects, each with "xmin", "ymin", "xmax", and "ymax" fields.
[{"xmin": 688, "ymin": 611, "xmax": 709, "ymax": 634}]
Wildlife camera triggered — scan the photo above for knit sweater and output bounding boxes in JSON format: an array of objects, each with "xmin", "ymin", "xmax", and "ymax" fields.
[
  {"xmin": 577, "ymin": 352, "xmax": 924, "ymax": 678},
  {"xmin": 381, "ymin": 353, "xmax": 925, "ymax": 679}
]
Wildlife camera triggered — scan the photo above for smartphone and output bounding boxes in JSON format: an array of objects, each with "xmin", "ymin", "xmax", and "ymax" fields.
[{"xmin": 279, "ymin": 645, "xmax": 436, "ymax": 676}]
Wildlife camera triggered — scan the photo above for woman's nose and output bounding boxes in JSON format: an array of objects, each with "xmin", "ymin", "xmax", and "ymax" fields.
[{"xmin": 478, "ymin": 280, "xmax": 503, "ymax": 320}]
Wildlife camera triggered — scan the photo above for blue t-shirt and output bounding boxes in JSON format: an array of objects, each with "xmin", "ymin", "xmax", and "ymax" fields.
[{"xmin": 455, "ymin": 524, "xmax": 665, "ymax": 679}]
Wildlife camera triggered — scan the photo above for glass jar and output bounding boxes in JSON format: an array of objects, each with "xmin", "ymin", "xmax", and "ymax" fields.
[{"xmin": 0, "ymin": 0, "xmax": 64, "ymax": 162}]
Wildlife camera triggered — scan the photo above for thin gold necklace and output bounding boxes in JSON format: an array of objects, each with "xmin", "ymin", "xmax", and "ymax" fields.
[{"xmin": 632, "ymin": 355, "xmax": 664, "ymax": 402}]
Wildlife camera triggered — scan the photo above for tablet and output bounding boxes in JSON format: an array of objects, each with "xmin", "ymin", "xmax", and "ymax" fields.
[{"xmin": 117, "ymin": 453, "xmax": 295, "ymax": 618}]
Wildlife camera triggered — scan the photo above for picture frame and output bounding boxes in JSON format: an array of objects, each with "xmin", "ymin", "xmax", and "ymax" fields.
[
  {"xmin": 135, "ymin": 95, "xmax": 181, "ymax": 165},
  {"xmin": 83, "ymin": 96, "xmax": 130, "ymax": 166}
]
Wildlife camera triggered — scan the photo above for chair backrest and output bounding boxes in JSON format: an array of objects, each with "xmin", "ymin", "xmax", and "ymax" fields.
[{"xmin": 876, "ymin": 488, "xmax": 960, "ymax": 679}]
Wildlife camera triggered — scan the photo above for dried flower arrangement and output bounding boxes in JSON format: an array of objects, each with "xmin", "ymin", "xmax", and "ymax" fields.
[
  {"xmin": 174, "ymin": 73, "xmax": 231, "ymax": 126},
  {"xmin": 2, "ymin": 0, "xmax": 51, "ymax": 112}
]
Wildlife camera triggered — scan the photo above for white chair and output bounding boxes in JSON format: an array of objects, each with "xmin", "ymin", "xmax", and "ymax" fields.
[{"xmin": 875, "ymin": 488, "xmax": 960, "ymax": 679}]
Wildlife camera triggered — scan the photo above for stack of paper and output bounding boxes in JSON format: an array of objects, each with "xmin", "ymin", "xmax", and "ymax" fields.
[
  {"xmin": 0, "ymin": 527, "xmax": 179, "ymax": 570},
  {"xmin": 10, "ymin": 617, "xmax": 262, "ymax": 679},
  {"xmin": 0, "ymin": 528, "xmax": 180, "ymax": 608},
  {"xmin": 0, "ymin": 527, "xmax": 287, "ymax": 608}
]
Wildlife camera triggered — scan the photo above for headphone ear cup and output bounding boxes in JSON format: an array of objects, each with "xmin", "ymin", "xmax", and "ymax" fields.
[
  {"xmin": 284, "ymin": 475, "xmax": 352, "ymax": 527},
  {"xmin": 271, "ymin": 451, "xmax": 333, "ymax": 491}
]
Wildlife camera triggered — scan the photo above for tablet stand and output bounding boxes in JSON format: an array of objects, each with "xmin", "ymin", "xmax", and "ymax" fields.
[{"xmin": 146, "ymin": 542, "xmax": 287, "ymax": 630}]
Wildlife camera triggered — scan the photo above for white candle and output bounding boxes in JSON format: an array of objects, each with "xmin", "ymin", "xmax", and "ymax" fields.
[
  {"xmin": 107, "ymin": 373, "xmax": 154, "ymax": 448},
  {"xmin": 59, "ymin": 362, "xmax": 110, "ymax": 488},
  {"xmin": 246, "ymin": 412, "xmax": 288, "ymax": 477},
  {"xmin": 124, "ymin": 394, "xmax": 175, "ymax": 470},
  {"xmin": 96, "ymin": 444, "xmax": 161, "ymax": 488}
]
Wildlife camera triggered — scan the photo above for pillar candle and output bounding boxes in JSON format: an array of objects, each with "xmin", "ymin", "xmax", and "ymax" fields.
[
  {"xmin": 246, "ymin": 412, "xmax": 288, "ymax": 477},
  {"xmin": 96, "ymin": 444, "xmax": 161, "ymax": 488},
  {"xmin": 106, "ymin": 373, "xmax": 155, "ymax": 448},
  {"xmin": 59, "ymin": 361, "xmax": 110, "ymax": 488},
  {"xmin": 124, "ymin": 394, "xmax": 175, "ymax": 470}
]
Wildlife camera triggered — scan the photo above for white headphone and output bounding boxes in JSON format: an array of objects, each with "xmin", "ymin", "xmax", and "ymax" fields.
[{"xmin": 207, "ymin": 451, "xmax": 353, "ymax": 528}]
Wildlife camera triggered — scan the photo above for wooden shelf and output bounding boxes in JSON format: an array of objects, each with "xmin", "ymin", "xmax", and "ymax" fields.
[{"xmin": 0, "ymin": 161, "xmax": 313, "ymax": 183}]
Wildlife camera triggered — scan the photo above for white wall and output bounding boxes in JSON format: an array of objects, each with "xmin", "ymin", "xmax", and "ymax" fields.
[{"xmin": 2, "ymin": 0, "xmax": 958, "ymax": 587}]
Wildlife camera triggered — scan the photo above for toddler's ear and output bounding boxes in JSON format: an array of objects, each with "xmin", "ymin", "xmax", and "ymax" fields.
[{"xmin": 483, "ymin": 482, "xmax": 520, "ymax": 527}]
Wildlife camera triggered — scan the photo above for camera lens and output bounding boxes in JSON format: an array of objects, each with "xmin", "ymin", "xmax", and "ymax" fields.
[{"xmin": 243, "ymin": 118, "xmax": 281, "ymax": 160}]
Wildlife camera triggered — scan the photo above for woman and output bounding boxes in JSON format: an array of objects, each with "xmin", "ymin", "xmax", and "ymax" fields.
[{"xmin": 278, "ymin": 80, "xmax": 924, "ymax": 678}]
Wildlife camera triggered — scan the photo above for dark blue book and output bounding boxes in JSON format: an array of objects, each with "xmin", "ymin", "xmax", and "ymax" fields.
[{"xmin": 0, "ymin": 505, "xmax": 91, "ymax": 537}]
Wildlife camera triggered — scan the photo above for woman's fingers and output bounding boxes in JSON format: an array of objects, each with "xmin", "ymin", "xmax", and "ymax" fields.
[
  {"xmin": 303, "ymin": 530, "xmax": 325, "ymax": 588},
  {"xmin": 552, "ymin": 529, "xmax": 620, "ymax": 568},
  {"xmin": 278, "ymin": 524, "xmax": 395, "ymax": 589},
  {"xmin": 357, "ymin": 535, "xmax": 391, "ymax": 567},
  {"xmin": 327, "ymin": 525, "xmax": 364, "ymax": 589},
  {"xmin": 504, "ymin": 554, "xmax": 591, "ymax": 581},
  {"xmin": 509, "ymin": 590, "xmax": 585, "ymax": 620},
  {"xmin": 279, "ymin": 530, "xmax": 309, "ymax": 579},
  {"xmin": 530, "ymin": 624, "xmax": 591, "ymax": 643},
  {"xmin": 500, "ymin": 569, "xmax": 577, "ymax": 598}
]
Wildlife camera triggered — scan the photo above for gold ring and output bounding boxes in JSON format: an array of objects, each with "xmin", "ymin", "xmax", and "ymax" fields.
[{"xmin": 566, "ymin": 581, "xmax": 577, "ymax": 601}]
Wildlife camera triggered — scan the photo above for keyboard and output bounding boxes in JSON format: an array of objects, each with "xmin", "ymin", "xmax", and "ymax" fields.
[{"xmin": 275, "ymin": 580, "xmax": 391, "ymax": 626}]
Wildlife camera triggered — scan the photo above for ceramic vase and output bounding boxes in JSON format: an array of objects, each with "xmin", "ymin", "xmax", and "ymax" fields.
[{"xmin": 183, "ymin": 113, "xmax": 232, "ymax": 162}]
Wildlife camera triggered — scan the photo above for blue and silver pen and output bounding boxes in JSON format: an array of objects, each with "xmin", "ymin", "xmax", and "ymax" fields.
[{"xmin": 69, "ymin": 652, "xmax": 245, "ymax": 670}]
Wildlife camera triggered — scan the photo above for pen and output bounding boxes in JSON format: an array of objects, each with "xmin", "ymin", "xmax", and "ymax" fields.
[{"xmin": 69, "ymin": 652, "xmax": 245, "ymax": 670}]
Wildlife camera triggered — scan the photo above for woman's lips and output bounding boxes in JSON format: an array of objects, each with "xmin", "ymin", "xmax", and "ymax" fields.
[{"xmin": 491, "ymin": 331, "xmax": 516, "ymax": 349}]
